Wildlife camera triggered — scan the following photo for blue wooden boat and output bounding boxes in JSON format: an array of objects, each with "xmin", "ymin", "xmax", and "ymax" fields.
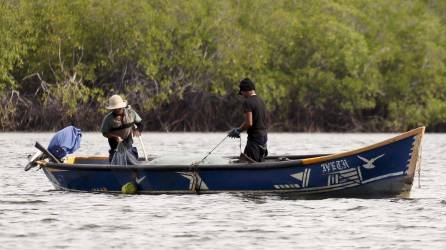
[{"xmin": 27, "ymin": 127, "xmax": 424, "ymax": 197}]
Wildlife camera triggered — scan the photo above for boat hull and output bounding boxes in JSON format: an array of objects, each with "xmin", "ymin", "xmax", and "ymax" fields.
[
  {"xmin": 39, "ymin": 127, "xmax": 424, "ymax": 197},
  {"xmin": 43, "ymin": 168, "xmax": 410, "ymax": 197}
]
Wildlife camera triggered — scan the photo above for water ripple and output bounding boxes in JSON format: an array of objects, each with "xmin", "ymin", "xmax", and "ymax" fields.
[
  {"xmin": 77, "ymin": 224, "xmax": 101, "ymax": 230},
  {"xmin": 0, "ymin": 199, "xmax": 47, "ymax": 204}
]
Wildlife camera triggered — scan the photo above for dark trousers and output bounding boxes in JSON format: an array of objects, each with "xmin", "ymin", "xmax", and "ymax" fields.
[{"xmin": 244, "ymin": 139, "xmax": 268, "ymax": 162}]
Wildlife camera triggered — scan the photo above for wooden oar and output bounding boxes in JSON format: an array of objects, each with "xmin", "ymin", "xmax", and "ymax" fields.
[
  {"xmin": 34, "ymin": 141, "xmax": 61, "ymax": 163},
  {"xmin": 133, "ymin": 124, "xmax": 148, "ymax": 161},
  {"xmin": 25, "ymin": 141, "xmax": 61, "ymax": 171},
  {"xmin": 138, "ymin": 134, "xmax": 148, "ymax": 161}
]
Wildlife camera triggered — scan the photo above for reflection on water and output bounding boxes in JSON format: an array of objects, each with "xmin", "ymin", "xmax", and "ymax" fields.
[{"xmin": 0, "ymin": 132, "xmax": 445, "ymax": 249}]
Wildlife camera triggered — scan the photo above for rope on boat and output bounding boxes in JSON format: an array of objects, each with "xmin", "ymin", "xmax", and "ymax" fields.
[
  {"xmin": 192, "ymin": 135, "xmax": 229, "ymax": 166},
  {"xmin": 189, "ymin": 134, "xmax": 230, "ymax": 194},
  {"xmin": 187, "ymin": 134, "xmax": 244, "ymax": 194},
  {"xmin": 417, "ymin": 143, "xmax": 423, "ymax": 188},
  {"xmin": 239, "ymin": 136, "xmax": 242, "ymax": 155},
  {"xmin": 418, "ymin": 164, "xmax": 421, "ymax": 188}
]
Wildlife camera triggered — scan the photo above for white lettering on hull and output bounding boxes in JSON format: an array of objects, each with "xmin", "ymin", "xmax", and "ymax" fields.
[{"xmin": 321, "ymin": 159, "xmax": 351, "ymax": 174}]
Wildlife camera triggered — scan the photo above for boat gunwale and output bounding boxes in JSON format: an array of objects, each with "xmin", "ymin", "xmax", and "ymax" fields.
[{"xmin": 42, "ymin": 158, "xmax": 304, "ymax": 171}]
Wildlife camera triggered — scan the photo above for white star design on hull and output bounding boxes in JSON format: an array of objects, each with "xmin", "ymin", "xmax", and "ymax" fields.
[{"xmin": 178, "ymin": 172, "xmax": 209, "ymax": 190}]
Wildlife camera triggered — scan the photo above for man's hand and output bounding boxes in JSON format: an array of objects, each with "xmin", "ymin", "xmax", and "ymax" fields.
[
  {"xmin": 117, "ymin": 136, "xmax": 123, "ymax": 143},
  {"xmin": 228, "ymin": 128, "xmax": 240, "ymax": 138},
  {"xmin": 133, "ymin": 130, "xmax": 141, "ymax": 137}
]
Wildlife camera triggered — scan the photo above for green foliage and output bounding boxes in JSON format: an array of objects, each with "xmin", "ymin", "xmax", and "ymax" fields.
[
  {"xmin": 42, "ymin": 81, "xmax": 104, "ymax": 117},
  {"xmin": 1, "ymin": 0, "xmax": 446, "ymax": 131},
  {"xmin": 0, "ymin": 2, "xmax": 26, "ymax": 90}
]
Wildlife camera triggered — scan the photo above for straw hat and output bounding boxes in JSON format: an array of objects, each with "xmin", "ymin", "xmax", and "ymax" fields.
[{"xmin": 106, "ymin": 95, "xmax": 127, "ymax": 110}]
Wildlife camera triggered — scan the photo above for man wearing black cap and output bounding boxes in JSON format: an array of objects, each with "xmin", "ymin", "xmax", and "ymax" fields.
[{"xmin": 228, "ymin": 78, "xmax": 268, "ymax": 162}]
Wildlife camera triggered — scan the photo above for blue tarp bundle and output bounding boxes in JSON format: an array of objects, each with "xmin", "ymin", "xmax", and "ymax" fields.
[{"xmin": 48, "ymin": 126, "xmax": 82, "ymax": 159}]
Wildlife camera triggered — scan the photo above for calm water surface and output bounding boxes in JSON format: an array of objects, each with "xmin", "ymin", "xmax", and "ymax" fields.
[{"xmin": 0, "ymin": 132, "xmax": 445, "ymax": 249}]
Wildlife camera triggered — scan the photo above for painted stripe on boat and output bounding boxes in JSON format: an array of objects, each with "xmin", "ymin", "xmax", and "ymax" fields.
[
  {"xmin": 340, "ymin": 171, "xmax": 357, "ymax": 178},
  {"xmin": 361, "ymin": 171, "xmax": 404, "ymax": 184},
  {"xmin": 357, "ymin": 167, "xmax": 363, "ymax": 182},
  {"xmin": 306, "ymin": 169, "xmax": 311, "ymax": 187}
]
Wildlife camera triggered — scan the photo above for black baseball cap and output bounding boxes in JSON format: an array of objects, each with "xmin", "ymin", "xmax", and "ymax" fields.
[{"xmin": 239, "ymin": 78, "xmax": 255, "ymax": 95}]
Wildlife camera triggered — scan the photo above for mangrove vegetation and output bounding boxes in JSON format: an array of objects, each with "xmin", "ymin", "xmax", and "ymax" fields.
[{"xmin": 1, "ymin": 0, "xmax": 446, "ymax": 132}]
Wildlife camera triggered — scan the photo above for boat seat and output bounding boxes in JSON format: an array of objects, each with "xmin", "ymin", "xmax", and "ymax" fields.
[{"xmin": 64, "ymin": 156, "xmax": 109, "ymax": 165}]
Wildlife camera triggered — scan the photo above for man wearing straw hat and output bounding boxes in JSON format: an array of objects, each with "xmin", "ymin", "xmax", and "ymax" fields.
[{"xmin": 101, "ymin": 94, "xmax": 144, "ymax": 162}]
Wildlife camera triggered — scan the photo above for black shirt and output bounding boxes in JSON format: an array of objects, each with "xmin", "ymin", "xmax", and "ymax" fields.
[{"xmin": 242, "ymin": 95, "xmax": 267, "ymax": 143}]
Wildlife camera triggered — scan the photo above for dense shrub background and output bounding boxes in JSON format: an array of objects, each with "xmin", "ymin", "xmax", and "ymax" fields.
[{"xmin": 1, "ymin": 0, "xmax": 445, "ymax": 132}]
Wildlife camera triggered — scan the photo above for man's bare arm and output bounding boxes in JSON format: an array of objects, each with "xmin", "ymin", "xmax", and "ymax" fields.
[{"xmin": 239, "ymin": 112, "xmax": 253, "ymax": 131}]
